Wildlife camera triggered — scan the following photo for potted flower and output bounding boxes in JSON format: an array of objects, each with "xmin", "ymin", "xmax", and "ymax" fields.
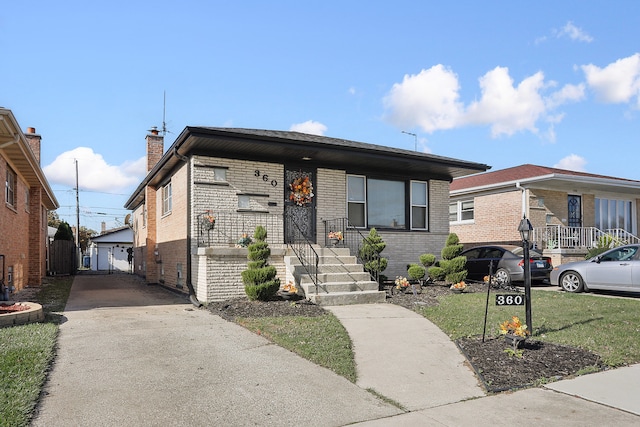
[
  {"xmin": 499, "ymin": 316, "xmax": 530, "ymax": 348},
  {"xmin": 328, "ymin": 231, "xmax": 343, "ymax": 246},
  {"xmin": 279, "ymin": 281, "xmax": 298, "ymax": 300},
  {"xmin": 202, "ymin": 210, "xmax": 215, "ymax": 230},
  {"xmin": 450, "ymin": 281, "xmax": 467, "ymax": 293},
  {"xmin": 236, "ymin": 233, "xmax": 252, "ymax": 248}
]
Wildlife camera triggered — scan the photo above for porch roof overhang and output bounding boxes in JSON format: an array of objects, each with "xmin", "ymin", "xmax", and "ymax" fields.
[
  {"xmin": 450, "ymin": 173, "xmax": 640, "ymax": 198},
  {"xmin": 0, "ymin": 109, "xmax": 59, "ymax": 210},
  {"xmin": 125, "ymin": 127, "xmax": 490, "ymax": 209}
]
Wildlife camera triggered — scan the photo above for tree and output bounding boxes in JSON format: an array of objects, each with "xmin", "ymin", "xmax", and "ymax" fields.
[
  {"xmin": 78, "ymin": 226, "xmax": 97, "ymax": 253},
  {"xmin": 54, "ymin": 221, "xmax": 74, "ymax": 241},
  {"xmin": 48, "ymin": 210, "xmax": 62, "ymax": 228},
  {"xmin": 241, "ymin": 226, "xmax": 280, "ymax": 301}
]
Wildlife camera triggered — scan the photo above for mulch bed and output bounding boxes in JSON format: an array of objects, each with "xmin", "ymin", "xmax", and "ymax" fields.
[
  {"xmin": 207, "ymin": 281, "xmax": 604, "ymax": 392},
  {"xmin": 0, "ymin": 303, "xmax": 32, "ymax": 314}
]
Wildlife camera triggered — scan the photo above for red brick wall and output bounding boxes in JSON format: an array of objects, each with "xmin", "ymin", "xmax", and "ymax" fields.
[{"xmin": 0, "ymin": 156, "xmax": 30, "ymax": 292}]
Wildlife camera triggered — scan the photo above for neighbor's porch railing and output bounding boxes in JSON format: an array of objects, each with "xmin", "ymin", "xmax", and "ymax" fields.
[
  {"xmin": 532, "ymin": 225, "xmax": 640, "ymax": 250},
  {"xmin": 196, "ymin": 211, "xmax": 283, "ymax": 247},
  {"xmin": 323, "ymin": 217, "xmax": 381, "ymax": 285}
]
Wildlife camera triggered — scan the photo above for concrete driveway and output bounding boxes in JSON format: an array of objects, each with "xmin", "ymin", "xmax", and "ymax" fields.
[{"xmin": 32, "ymin": 273, "xmax": 401, "ymax": 426}]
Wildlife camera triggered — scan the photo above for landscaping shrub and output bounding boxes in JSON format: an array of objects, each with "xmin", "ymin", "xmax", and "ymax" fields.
[
  {"xmin": 241, "ymin": 226, "xmax": 280, "ymax": 301},
  {"xmin": 358, "ymin": 228, "xmax": 388, "ymax": 282}
]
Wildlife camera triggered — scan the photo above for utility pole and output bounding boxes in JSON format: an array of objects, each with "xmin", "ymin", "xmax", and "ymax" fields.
[{"xmin": 75, "ymin": 159, "xmax": 80, "ymax": 257}]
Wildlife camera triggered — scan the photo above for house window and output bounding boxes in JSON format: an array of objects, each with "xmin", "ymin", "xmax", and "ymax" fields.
[
  {"xmin": 162, "ymin": 182, "xmax": 172, "ymax": 215},
  {"xmin": 411, "ymin": 181, "xmax": 428, "ymax": 230},
  {"xmin": 213, "ymin": 167, "xmax": 227, "ymax": 182},
  {"xmin": 596, "ymin": 198, "xmax": 635, "ymax": 234},
  {"xmin": 449, "ymin": 200, "xmax": 474, "ymax": 223},
  {"xmin": 347, "ymin": 175, "xmax": 419, "ymax": 229},
  {"xmin": 238, "ymin": 195, "xmax": 250, "ymax": 209},
  {"xmin": 5, "ymin": 167, "xmax": 16, "ymax": 208},
  {"xmin": 347, "ymin": 175, "xmax": 366, "ymax": 227}
]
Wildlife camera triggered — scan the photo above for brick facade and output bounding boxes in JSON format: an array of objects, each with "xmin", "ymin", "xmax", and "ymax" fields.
[{"xmin": 0, "ymin": 112, "xmax": 57, "ymax": 293}]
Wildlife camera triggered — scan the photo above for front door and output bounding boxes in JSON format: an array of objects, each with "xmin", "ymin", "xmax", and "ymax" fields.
[
  {"xmin": 284, "ymin": 167, "xmax": 316, "ymax": 243},
  {"xmin": 568, "ymin": 195, "xmax": 582, "ymax": 227}
]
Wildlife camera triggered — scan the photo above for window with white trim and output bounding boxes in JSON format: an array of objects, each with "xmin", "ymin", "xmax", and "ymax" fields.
[
  {"xmin": 596, "ymin": 197, "xmax": 635, "ymax": 234},
  {"xmin": 411, "ymin": 181, "xmax": 428, "ymax": 229},
  {"xmin": 449, "ymin": 200, "xmax": 474, "ymax": 223},
  {"xmin": 162, "ymin": 182, "xmax": 172, "ymax": 215},
  {"xmin": 347, "ymin": 175, "xmax": 428, "ymax": 230},
  {"xmin": 5, "ymin": 167, "xmax": 16, "ymax": 208}
]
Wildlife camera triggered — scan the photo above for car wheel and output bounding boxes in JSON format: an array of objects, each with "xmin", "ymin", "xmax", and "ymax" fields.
[
  {"xmin": 495, "ymin": 268, "xmax": 511, "ymax": 286},
  {"xmin": 560, "ymin": 271, "xmax": 584, "ymax": 293}
]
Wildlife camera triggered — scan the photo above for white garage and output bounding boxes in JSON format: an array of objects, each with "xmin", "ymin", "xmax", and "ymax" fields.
[{"xmin": 88, "ymin": 227, "xmax": 134, "ymax": 272}]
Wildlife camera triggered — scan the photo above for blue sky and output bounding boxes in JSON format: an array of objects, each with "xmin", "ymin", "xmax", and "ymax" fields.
[{"xmin": 2, "ymin": 1, "xmax": 640, "ymax": 232}]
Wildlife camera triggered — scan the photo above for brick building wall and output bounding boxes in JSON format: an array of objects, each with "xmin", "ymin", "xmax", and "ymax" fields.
[
  {"xmin": 451, "ymin": 190, "xmax": 524, "ymax": 245},
  {"xmin": 0, "ymin": 156, "xmax": 30, "ymax": 292}
]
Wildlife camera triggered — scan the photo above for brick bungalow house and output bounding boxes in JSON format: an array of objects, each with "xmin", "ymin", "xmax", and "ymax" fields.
[
  {"xmin": 125, "ymin": 127, "xmax": 489, "ymax": 304},
  {"xmin": 0, "ymin": 108, "xmax": 58, "ymax": 295},
  {"xmin": 449, "ymin": 164, "xmax": 640, "ymax": 266}
]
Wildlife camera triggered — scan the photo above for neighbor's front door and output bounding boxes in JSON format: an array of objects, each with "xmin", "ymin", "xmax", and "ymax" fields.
[
  {"xmin": 567, "ymin": 195, "xmax": 582, "ymax": 227},
  {"xmin": 284, "ymin": 167, "xmax": 316, "ymax": 243}
]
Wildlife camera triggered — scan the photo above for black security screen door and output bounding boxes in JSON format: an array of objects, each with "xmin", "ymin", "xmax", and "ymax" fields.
[
  {"xmin": 568, "ymin": 195, "xmax": 582, "ymax": 227},
  {"xmin": 284, "ymin": 167, "xmax": 316, "ymax": 243}
]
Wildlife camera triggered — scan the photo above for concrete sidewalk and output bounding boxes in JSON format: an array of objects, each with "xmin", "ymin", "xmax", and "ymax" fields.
[{"xmin": 326, "ymin": 304, "xmax": 484, "ymax": 411}]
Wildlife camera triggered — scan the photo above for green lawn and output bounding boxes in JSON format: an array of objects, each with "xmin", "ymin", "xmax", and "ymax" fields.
[
  {"xmin": 0, "ymin": 277, "xmax": 73, "ymax": 427},
  {"xmin": 416, "ymin": 289, "xmax": 640, "ymax": 367},
  {"xmin": 237, "ymin": 289, "xmax": 640, "ymax": 385}
]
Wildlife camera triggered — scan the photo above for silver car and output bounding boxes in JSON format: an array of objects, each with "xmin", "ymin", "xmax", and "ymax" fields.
[{"xmin": 550, "ymin": 244, "xmax": 640, "ymax": 293}]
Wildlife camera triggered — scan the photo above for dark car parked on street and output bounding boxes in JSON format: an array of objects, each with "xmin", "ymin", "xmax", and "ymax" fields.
[{"xmin": 461, "ymin": 245, "xmax": 554, "ymax": 285}]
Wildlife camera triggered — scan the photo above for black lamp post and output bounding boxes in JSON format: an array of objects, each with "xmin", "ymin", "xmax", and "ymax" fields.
[{"xmin": 518, "ymin": 215, "xmax": 533, "ymax": 333}]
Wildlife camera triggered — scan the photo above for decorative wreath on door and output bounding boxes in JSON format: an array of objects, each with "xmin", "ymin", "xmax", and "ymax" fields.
[{"xmin": 289, "ymin": 176, "xmax": 314, "ymax": 206}]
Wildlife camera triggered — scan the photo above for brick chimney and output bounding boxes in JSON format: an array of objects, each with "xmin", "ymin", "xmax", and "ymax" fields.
[
  {"xmin": 101, "ymin": 221, "xmax": 106, "ymax": 234},
  {"xmin": 146, "ymin": 126, "xmax": 164, "ymax": 172},
  {"xmin": 25, "ymin": 127, "xmax": 41, "ymax": 164}
]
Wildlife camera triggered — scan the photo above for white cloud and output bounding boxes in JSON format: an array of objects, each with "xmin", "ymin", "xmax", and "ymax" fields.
[
  {"xmin": 465, "ymin": 67, "xmax": 546, "ymax": 137},
  {"xmin": 383, "ymin": 65, "xmax": 586, "ymax": 139},
  {"xmin": 289, "ymin": 120, "xmax": 328, "ymax": 135},
  {"xmin": 554, "ymin": 154, "xmax": 587, "ymax": 172},
  {"xmin": 556, "ymin": 22, "xmax": 593, "ymax": 43},
  {"xmin": 43, "ymin": 147, "xmax": 146, "ymax": 192},
  {"xmin": 382, "ymin": 65, "xmax": 463, "ymax": 133},
  {"xmin": 545, "ymin": 83, "xmax": 586, "ymax": 109},
  {"xmin": 582, "ymin": 53, "xmax": 640, "ymax": 106}
]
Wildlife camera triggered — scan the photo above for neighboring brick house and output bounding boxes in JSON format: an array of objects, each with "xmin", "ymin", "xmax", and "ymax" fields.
[
  {"xmin": 0, "ymin": 108, "xmax": 58, "ymax": 295},
  {"xmin": 449, "ymin": 164, "xmax": 640, "ymax": 266},
  {"xmin": 125, "ymin": 127, "xmax": 489, "ymax": 303}
]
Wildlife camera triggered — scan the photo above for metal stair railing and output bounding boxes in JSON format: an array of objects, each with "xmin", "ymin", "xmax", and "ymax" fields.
[
  {"xmin": 323, "ymin": 217, "xmax": 381, "ymax": 285},
  {"xmin": 285, "ymin": 213, "xmax": 319, "ymax": 295}
]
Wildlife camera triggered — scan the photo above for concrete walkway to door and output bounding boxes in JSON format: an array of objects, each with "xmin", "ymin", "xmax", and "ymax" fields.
[{"xmin": 32, "ymin": 273, "xmax": 401, "ymax": 426}]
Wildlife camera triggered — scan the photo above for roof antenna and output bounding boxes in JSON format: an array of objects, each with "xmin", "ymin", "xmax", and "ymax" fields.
[{"xmin": 162, "ymin": 90, "xmax": 168, "ymax": 136}]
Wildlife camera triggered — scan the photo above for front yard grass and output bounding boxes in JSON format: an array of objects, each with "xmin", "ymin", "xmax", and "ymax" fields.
[
  {"xmin": 416, "ymin": 289, "xmax": 640, "ymax": 367},
  {"xmin": 237, "ymin": 289, "xmax": 640, "ymax": 386},
  {"xmin": 237, "ymin": 313, "xmax": 357, "ymax": 382},
  {"xmin": 0, "ymin": 277, "xmax": 73, "ymax": 427}
]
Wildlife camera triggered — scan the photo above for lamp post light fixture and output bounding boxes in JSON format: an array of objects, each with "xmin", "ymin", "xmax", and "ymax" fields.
[{"xmin": 518, "ymin": 216, "xmax": 534, "ymax": 333}]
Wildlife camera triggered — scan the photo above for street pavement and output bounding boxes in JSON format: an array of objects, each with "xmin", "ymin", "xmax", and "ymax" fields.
[{"xmin": 31, "ymin": 274, "xmax": 640, "ymax": 426}]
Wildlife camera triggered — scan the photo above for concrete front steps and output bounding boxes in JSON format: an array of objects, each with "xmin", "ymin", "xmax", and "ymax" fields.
[{"xmin": 285, "ymin": 246, "xmax": 386, "ymax": 306}]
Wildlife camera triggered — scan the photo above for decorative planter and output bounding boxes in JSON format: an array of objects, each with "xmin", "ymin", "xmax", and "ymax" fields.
[
  {"xmin": 203, "ymin": 220, "xmax": 215, "ymax": 231},
  {"xmin": 330, "ymin": 238, "xmax": 340, "ymax": 247},
  {"xmin": 504, "ymin": 333, "xmax": 526, "ymax": 348},
  {"xmin": 451, "ymin": 288, "xmax": 465, "ymax": 294},
  {"xmin": 279, "ymin": 291, "xmax": 296, "ymax": 300}
]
